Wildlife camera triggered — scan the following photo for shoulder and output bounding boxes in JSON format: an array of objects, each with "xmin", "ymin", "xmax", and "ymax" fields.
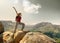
[
  {"xmin": 16, "ymin": 16, "xmax": 18, "ymax": 18},
  {"xmin": 16, "ymin": 16, "xmax": 21, "ymax": 18}
]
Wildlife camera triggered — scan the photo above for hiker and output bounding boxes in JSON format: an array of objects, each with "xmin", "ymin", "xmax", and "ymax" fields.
[{"xmin": 13, "ymin": 7, "xmax": 25, "ymax": 31}]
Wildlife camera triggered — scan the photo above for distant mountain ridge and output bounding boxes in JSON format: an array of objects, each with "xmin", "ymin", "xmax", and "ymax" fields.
[
  {"xmin": 33, "ymin": 22, "xmax": 60, "ymax": 33},
  {"xmin": 0, "ymin": 21, "xmax": 33, "ymax": 31},
  {"xmin": 33, "ymin": 22, "xmax": 53, "ymax": 29},
  {"xmin": 0, "ymin": 21, "xmax": 60, "ymax": 33},
  {"xmin": 0, "ymin": 21, "xmax": 13, "ymax": 31}
]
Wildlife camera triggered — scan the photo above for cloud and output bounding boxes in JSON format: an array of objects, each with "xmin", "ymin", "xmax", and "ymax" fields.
[
  {"xmin": 11, "ymin": 0, "xmax": 42, "ymax": 14},
  {"xmin": 23, "ymin": 0, "xmax": 42, "ymax": 14},
  {"xmin": 4, "ymin": 0, "xmax": 18, "ymax": 5},
  {"xmin": 13, "ymin": 0, "xmax": 18, "ymax": 4}
]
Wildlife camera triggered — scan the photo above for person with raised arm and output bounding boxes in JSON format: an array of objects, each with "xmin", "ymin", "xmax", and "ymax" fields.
[{"xmin": 13, "ymin": 7, "xmax": 25, "ymax": 31}]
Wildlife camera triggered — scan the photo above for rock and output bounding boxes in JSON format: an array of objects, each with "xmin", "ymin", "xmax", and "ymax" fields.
[
  {"xmin": 3, "ymin": 31, "xmax": 29, "ymax": 43},
  {"xmin": 0, "ymin": 22, "xmax": 4, "ymax": 43},
  {"xmin": 14, "ymin": 31, "xmax": 29, "ymax": 43},
  {"xmin": 3, "ymin": 31, "xmax": 56, "ymax": 43},
  {"xmin": 0, "ymin": 21, "xmax": 4, "ymax": 34},
  {"xmin": 3, "ymin": 31, "xmax": 13, "ymax": 43},
  {"xmin": 20, "ymin": 32, "xmax": 56, "ymax": 43}
]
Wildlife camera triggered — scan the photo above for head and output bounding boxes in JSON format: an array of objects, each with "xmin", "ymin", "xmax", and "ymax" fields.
[{"xmin": 17, "ymin": 13, "xmax": 21, "ymax": 16}]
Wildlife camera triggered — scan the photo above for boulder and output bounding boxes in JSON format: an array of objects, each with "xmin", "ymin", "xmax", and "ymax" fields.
[
  {"xmin": 3, "ymin": 31, "xmax": 29, "ymax": 43},
  {"xmin": 14, "ymin": 31, "xmax": 29, "ymax": 43},
  {"xmin": 3, "ymin": 31, "xmax": 56, "ymax": 43},
  {"xmin": 0, "ymin": 21, "xmax": 4, "ymax": 34},
  {"xmin": 20, "ymin": 32, "xmax": 56, "ymax": 43},
  {"xmin": 0, "ymin": 22, "xmax": 4, "ymax": 43},
  {"xmin": 3, "ymin": 31, "xmax": 13, "ymax": 43}
]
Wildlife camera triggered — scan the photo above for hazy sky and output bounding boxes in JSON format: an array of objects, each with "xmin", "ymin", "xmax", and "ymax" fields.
[{"xmin": 0, "ymin": 0, "xmax": 60, "ymax": 25}]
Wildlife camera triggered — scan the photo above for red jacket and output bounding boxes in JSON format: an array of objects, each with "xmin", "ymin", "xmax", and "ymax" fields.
[{"xmin": 16, "ymin": 16, "xmax": 21, "ymax": 22}]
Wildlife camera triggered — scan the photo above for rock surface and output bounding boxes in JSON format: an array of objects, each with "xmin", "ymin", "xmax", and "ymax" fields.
[
  {"xmin": 20, "ymin": 32, "xmax": 56, "ymax": 43},
  {"xmin": 0, "ymin": 22, "xmax": 4, "ymax": 43},
  {"xmin": 3, "ymin": 31, "xmax": 29, "ymax": 43},
  {"xmin": 3, "ymin": 31, "xmax": 13, "ymax": 43},
  {"xmin": 0, "ymin": 22, "xmax": 4, "ymax": 34},
  {"xmin": 3, "ymin": 31, "xmax": 56, "ymax": 43},
  {"xmin": 14, "ymin": 31, "xmax": 28, "ymax": 43}
]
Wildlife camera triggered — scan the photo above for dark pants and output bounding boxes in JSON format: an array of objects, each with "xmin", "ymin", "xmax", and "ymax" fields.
[
  {"xmin": 15, "ymin": 22, "xmax": 25, "ymax": 30},
  {"xmin": 13, "ymin": 22, "xmax": 25, "ymax": 37},
  {"xmin": 14, "ymin": 22, "xmax": 25, "ymax": 33}
]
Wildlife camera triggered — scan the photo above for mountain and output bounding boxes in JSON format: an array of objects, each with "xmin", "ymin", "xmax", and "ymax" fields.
[
  {"xmin": 32, "ymin": 22, "xmax": 60, "ymax": 33},
  {"xmin": 0, "ymin": 21, "xmax": 60, "ymax": 33},
  {"xmin": 0, "ymin": 21, "xmax": 13, "ymax": 31},
  {"xmin": 0, "ymin": 21, "xmax": 33, "ymax": 31}
]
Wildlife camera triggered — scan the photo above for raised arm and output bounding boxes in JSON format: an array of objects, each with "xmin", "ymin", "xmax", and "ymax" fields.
[{"xmin": 13, "ymin": 7, "xmax": 18, "ymax": 14}]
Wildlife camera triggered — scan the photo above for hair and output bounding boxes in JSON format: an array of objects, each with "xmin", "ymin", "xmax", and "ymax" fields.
[
  {"xmin": 17, "ymin": 13, "xmax": 21, "ymax": 16},
  {"xmin": 18, "ymin": 13, "xmax": 21, "ymax": 15}
]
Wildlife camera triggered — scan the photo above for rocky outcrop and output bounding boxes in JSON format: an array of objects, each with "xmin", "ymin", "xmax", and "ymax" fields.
[
  {"xmin": 3, "ymin": 31, "xmax": 56, "ymax": 43},
  {"xmin": 3, "ymin": 31, "xmax": 13, "ymax": 43},
  {"xmin": 0, "ymin": 22, "xmax": 4, "ymax": 34},
  {"xmin": 20, "ymin": 32, "xmax": 56, "ymax": 43},
  {"xmin": 14, "ymin": 31, "xmax": 29, "ymax": 43},
  {"xmin": 3, "ymin": 31, "xmax": 29, "ymax": 43},
  {"xmin": 0, "ymin": 22, "xmax": 4, "ymax": 43}
]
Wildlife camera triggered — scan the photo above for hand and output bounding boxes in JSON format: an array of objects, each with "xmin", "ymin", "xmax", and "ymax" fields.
[
  {"xmin": 12, "ymin": 7, "xmax": 18, "ymax": 14},
  {"xmin": 13, "ymin": 7, "xmax": 15, "ymax": 9}
]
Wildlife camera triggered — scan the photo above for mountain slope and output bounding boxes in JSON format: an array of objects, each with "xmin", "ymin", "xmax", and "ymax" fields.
[{"xmin": 32, "ymin": 22, "xmax": 60, "ymax": 33}]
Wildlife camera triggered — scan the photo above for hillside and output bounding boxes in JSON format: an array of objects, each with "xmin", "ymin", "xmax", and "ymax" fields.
[
  {"xmin": 0, "ymin": 21, "xmax": 60, "ymax": 33},
  {"xmin": 0, "ymin": 21, "xmax": 33, "ymax": 31},
  {"xmin": 32, "ymin": 22, "xmax": 60, "ymax": 33}
]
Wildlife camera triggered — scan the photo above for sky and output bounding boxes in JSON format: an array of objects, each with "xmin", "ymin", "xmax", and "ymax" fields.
[{"xmin": 0, "ymin": 0, "xmax": 60, "ymax": 25}]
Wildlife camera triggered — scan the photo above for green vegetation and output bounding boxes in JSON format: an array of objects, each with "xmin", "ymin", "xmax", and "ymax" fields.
[
  {"xmin": 54, "ymin": 38, "xmax": 60, "ymax": 43},
  {"xmin": 44, "ymin": 31, "xmax": 60, "ymax": 38},
  {"xmin": 44, "ymin": 31, "xmax": 60, "ymax": 43}
]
